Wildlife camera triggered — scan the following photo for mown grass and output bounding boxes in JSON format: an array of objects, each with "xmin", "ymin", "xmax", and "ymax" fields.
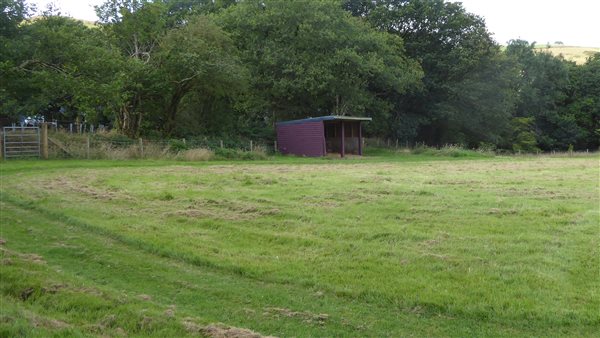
[{"xmin": 0, "ymin": 153, "xmax": 598, "ymax": 336}]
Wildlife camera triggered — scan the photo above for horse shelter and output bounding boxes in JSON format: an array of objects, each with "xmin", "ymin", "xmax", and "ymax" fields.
[{"xmin": 276, "ymin": 115, "xmax": 371, "ymax": 157}]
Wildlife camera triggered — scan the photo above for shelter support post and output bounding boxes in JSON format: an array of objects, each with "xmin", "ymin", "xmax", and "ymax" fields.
[
  {"xmin": 340, "ymin": 121, "xmax": 345, "ymax": 158},
  {"xmin": 358, "ymin": 122, "xmax": 362, "ymax": 156}
]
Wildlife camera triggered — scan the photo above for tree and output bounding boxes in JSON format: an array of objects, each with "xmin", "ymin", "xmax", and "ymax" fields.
[
  {"xmin": 343, "ymin": 0, "xmax": 515, "ymax": 146},
  {"xmin": 505, "ymin": 39, "xmax": 584, "ymax": 150},
  {"xmin": 155, "ymin": 16, "xmax": 248, "ymax": 135},
  {"xmin": 0, "ymin": 15, "xmax": 126, "ymax": 125},
  {"xmin": 565, "ymin": 53, "xmax": 600, "ymax": 149},
  {"xmin": 510, "ymin": 117, "xmax": 539, "ymax": 152},
  {"xmin": 0, "ymin": 0, "xmax": 32, "ymax": 37},
  {"xmin": 217, "ymin": 0, "xmax": 422, "ymax": 133},
  {"xmin": 94, "ymin": 0, "xmax": 168, "ymax": 136},
  {"xmin": 94, "ymin": 0, "xmax": 245, "ymax": 137}
]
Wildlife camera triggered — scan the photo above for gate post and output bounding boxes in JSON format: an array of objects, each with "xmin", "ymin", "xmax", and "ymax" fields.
[{"xmin": 41, "ymin": 123, "xmax": 48, "ymax": 159}]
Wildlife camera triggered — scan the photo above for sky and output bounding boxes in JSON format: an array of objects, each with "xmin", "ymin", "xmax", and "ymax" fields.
[{"xmin": 28, "ymin": 0, "xmax": 600, "ymax": 47}]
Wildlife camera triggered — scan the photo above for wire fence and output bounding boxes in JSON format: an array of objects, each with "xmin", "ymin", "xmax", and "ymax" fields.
[
  {"xmin": 44, "ymin": 131, "xmax": 276, "ymax": 160},
  {"xmin": 1, "ymin": 125, "xmax": 594, "ymax": 160}
]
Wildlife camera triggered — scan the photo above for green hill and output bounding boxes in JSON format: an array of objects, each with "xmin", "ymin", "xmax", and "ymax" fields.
[{"xmin": 534, "ymin": 44, "xmax": 600, "ymax": 64}]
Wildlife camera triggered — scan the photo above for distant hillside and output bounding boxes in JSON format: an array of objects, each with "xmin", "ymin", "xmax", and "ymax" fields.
[
  {"xmin": 28, "ymin": 16, "xmax": 97, "ymax": 28},
  {"xmin": 533, "ymin": 45, "xmax": 600, "ymax": 64}
]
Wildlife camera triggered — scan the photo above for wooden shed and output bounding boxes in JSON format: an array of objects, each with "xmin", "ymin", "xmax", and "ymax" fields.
[{"xmin": 276, "ymin": 115, "xmax": 372, "ymax": 157}]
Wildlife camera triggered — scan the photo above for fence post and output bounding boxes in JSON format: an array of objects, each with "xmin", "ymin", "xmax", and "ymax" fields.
[
  {"xmin": 69, "ymin": 123, "xmax": 73, "ymax": 133},
  {"xmin": 41, "ymin": 123, "xmax": 48, "ymax": 159},
  {"xmin": 274, "ymin": 140, "xmax": 277, "ymax": 152},
  {"xmin": 90, "ymin": 125, "xmax": 94, "ymax": 133},
  {"xmin": 395, "ymin": 139, "xmax": 398, "ymax": 148},
  {"xmin": 139, "ymin": 138, "xmax": 144, "ymax": 158},
  {"xmin": 220, "ymin": 140, "xmax": 223, "ymax": 148},
  {"xmin": 250, "ymin": 140, "xmax": 253, "ymax": 152},
  {"xmin": 86, "ymin": 136, "xmax": 90, "ymax": 159},
  {"xmin": 182, "ymin": 138, "xmax": 186, "ymax": 146}
]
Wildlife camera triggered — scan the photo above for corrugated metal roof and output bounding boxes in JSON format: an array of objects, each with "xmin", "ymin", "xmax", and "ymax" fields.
[{"xmin": 276, "ymin": 115, "xmax": 372, "ymax": 126}]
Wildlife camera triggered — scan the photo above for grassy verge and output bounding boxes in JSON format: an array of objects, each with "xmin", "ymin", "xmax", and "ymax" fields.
[{"xmin": 1, "ymin": 155, "xmax": 598, "ymax": 336}]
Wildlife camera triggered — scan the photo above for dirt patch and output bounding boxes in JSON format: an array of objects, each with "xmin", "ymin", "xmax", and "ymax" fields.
[
  {"xmin": 172, "ymin": 199, "xmax": 279, "ymax": 221},
  {"xmin": 181, "ymin": 319, "xmax": 275, "ymax": 338},
  {"xmin": 0, "ymin": 238, "xmax": 6, "ymax": 245},
  {"xmin": 263, "ymin": 307, "xmax": 328, "ymax": 325},
  {"xmin": 31, "ymin": 316, "xmax": 70, "ymax": 329},
  {"xmin": 137, "ymin": 294, "xmax": 152, "ymax": 301},
  {"xmin": 21, "ymin": 253, "xmax": 46, "ymax": 264},
  {"xmin": 419, "ymin": 251, "xmax": 450, "ymax": 260},
  {"xmin": 20, "ymin": 284, "xmax": 65, "ymax": 301},
  {"xmin": 139, "ymin": 315, "xmax": 153, "ymax": 330},
  {"xmin": 301, "ymin": 196, "xmax": 340, "ymax": 208},
  {"xmin": 41, "ymin": 284, "xmax": 65, "ymax": 294},
  {"xmin": 182, "ymin": 317, "xmax": 203, "ymax": 334},
  {"xmin": 164, "ymin": 305, "xmax": 176, "ymax": 317},
  {"xmin": 42, "ymin": 176, "xmax": 129, "ymax": 201},
  {"xmin": 486, "ymin": 208, "xmax": 521, "ymax": 216},
  {"xmin": 73, "ymin": 287, "xmax": 104, "ymax": 297},
  {"xmin": 420, "ymin": 233, "xmax": 449, "ymax": 247},
  {"xmin": 203, "ymin": 323, "xmax": 275, "ymax": 338},
  {"xmin": 98, "ymin": 314, "xmax": 117, "ymax": 328},
  {"xmin": 20, "ymin": 287, "xmax": 35, "ymax": 301}
]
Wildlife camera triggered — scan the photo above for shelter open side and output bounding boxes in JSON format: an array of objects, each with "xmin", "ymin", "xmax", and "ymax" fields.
[{"xmin": 276, "ymin": 116, "xmax": 371, "ymax": 157}]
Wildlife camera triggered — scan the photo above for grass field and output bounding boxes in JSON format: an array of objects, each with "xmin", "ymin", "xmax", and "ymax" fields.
[
  {"xmin": 533, "ymin": 45, "xmax": 600, "ymax": 64},
  {"xmin": 1, "ymin": 153, "xmax": 598, "ymax": 336}
]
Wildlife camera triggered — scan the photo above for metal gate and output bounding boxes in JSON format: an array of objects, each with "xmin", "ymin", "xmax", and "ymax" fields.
[{"xmin": 2, "ymin": 126, "xmax": 41, "ymax": 159}]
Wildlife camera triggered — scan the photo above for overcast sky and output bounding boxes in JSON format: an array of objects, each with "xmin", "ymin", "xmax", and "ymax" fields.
[{"xmin": 28, "ymin": 0, "xmax": 600, "ymax": 47}]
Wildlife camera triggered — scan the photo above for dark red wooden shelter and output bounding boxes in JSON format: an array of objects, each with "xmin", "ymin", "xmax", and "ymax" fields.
[{"xmin": 276, "ymin": 115, "xmax": 372, "ymax": 157}]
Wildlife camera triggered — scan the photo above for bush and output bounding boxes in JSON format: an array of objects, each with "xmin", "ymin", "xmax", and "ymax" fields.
[
  {"xmin": 213, "ymin": 147, "xmax": 238, "ymax": 159},
  {"xmin": 410, "ymin": 144, "xmax": 428, "ymax": 155},
  {"xmin": 242, "ymin": 146, "xmax": 268, "ymax": 160},
  {"xmin": 168, "ymin": 139, "xmax": 189, "ymax": 152},
  {"xmin": 213, "ymin": 147, "xmax": 268, "ymax": 160},
  {"xmin": 478, "ymin": 142, "xmax": 497, "ymax": 153}
]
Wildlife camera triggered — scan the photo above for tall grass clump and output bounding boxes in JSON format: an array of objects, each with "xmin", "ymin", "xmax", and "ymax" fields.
[
  {"xmin": 141, "ymin": 142, "xmax": 173, "ymax": 159},
  {"xmin": 98, "ymin": 144, "xmax": 142, "ymax": 160},
  {"xmin": 411, "ymin": 144, "xmax": 493, "ymax": 157},
  {"xmin": 176, "ymin": 148, "xmax": 214, "ymax": 161}
]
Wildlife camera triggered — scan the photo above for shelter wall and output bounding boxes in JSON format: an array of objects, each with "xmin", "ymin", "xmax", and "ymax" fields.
[{"xmin": 276, "ymin": 122, "xmax": 324, "ymax": 157}]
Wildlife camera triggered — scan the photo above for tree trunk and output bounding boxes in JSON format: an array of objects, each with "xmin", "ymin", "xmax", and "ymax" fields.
[
  {"xmin": 163, "ymin": 89, "xmax": 185, "ymax": 136},
  {"xmin": 116, "ymin": 100, "xmax": 143, "ymax": 138}
]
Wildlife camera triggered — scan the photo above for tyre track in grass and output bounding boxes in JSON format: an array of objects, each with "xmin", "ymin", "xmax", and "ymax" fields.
[
  {"xmin": 0, "ymin": 200, "xmax": 359, "ymax": 336},
  {"xmin": 3, "ymin": 196, "xmax": 510, "ymax": 337},
  {"xmin": 2, "ymin": 191, "xmax": 598, "ymax": 336}
]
